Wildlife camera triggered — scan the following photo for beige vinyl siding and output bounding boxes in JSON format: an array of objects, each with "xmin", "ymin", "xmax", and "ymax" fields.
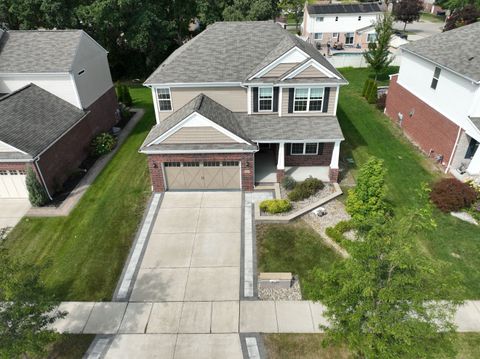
[
  {"xmin": 162, "ymin": 126, "xmax": 236, "ymax": 144},
  {"xmin": 281, "ymin": 86, "xmax": 337, "ymax": 116},
  {"xmin": 294, "ymin": 65, "xmax": 328, "ymax": 78},
  {"xmin": 262, "ymin": 63, "xmax": 299, "ymax": 78},
  {"xmin": 173, "ymin": 86, "xmax": 246, "ymax": 113}
]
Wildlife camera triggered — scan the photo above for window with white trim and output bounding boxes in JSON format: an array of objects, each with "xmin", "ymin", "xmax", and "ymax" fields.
[
  {"xmin": 332, "ymin": 32, "xmax": 339, "ymax": 39},
  {"xmin": 367, "ymin": 33, "xmax": 377, "ymax": 43},
  {"xmin": 314, "ymin": 32, "xmax": 323, "ymax": 40},
  {"xmin": 431, "ymin": 67, "xmax": 441, "ymax": 90},
  {"xmin": 258, "ymin": 87, "xmax": 273, "ymax": 111},
  {"xmin": 157, "ymin": 88, "xmax": 172, "ymax": 111},
  {"xmin": 345, "ymin": 32, "xmax": 354, "ymax": 45},
  {"xmin": 290, "ymin": 143, "xmax": 319, "ymax": 155},
  {"xmin": 294, "ymin": 88, "xmax": 324, "ymax": 112},
  {"xmin": 316, "ymin": 16, "xmax": 324, "ymax": 22}
]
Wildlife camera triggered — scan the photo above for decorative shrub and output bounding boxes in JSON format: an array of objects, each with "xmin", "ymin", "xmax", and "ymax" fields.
[
  {"xmin": 116, "ymin": 84, "xmax": 133, "ymax": 107},
  {"xmin": 287, "ymin": 177, "xmax": 324, "ymax": 202},
  {"xmin": 259, "ymin": 199, "xmax": 292, "ymax": 214},
  {"xmin": 376, "ymin": 93, "xmax": 387, "ymax": 110},
  {"xmin": 281, "ymin": 175, "xmax": 296, "ymax": 190},
  {"xmin": 90, "ymin": 132, "xmax": 117, "ymax": 157},
  {"xmin": 325, "ymin": 220, "xmax": 356, "ymax": 250},
  {"xmin": 362, "ymin": 79, "xmax": 373, "ymax": 97},
  {"xmin": 26, "ymin": 167, "xmax": 49, "ymax": 207},
  {"xmin": 367, "ymin": 81, "xmax": 378, "ymax": 104},
  {"xmin": 430, "ymin": 178, "xmax": 478, "ymax": 212}
]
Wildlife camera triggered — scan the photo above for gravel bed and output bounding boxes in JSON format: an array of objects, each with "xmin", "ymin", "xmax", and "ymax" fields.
[
  {"xmin": 303, "ymin": 199, "xmax": 351, "ymax": 236},
  {"xmin": 258, "ymin": 279, "xmax": 302, "ymax": 301}
]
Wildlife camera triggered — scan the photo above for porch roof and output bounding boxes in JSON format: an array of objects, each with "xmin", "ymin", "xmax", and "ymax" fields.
[{"xmin": 236, "ymin": 114, "xmax": 344, "ymax": 142}]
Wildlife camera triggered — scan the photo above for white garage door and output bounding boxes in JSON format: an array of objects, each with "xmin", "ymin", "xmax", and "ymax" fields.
[
  {"xmin": 164, "ymin": 161, "xmax": 241, "ymax": 190},
  {"xmin": 0, "ymin": 169, "xmax": 29, "ymax": 198}
]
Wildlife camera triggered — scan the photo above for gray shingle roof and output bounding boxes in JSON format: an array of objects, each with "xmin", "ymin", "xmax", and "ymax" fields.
[
  {"xmin": 141, "ymin": 94, "xmax": 343, "ymax": 152},
  {"xmin": 307, "ymin": 3, "xmax": 382, "ymax": 14},
  {"xmin": 401, "ymin": 22, "xmax": 480, "ymax": 83},
  {"xmin": 0, "ymin": 30, "xmax": 83, "ymax": 73},
  {"xmin": 144, "ymin": 21, "xmax": 345, "ymax": 85},
  {"xmin": 0, "ymin": 84, "xmax": 86, "ymax": 158}
]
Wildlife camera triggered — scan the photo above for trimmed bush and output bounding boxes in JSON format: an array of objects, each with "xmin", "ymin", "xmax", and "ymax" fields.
[
  {"xmin": 26, "ymin": 167, "xmax": 49, "ymax": 207},
  {"xmin": 367, "ymin": 80, "xmax": 378, "ymax": 104},
  {"xmin": 281, "ymin": 175, "xmax": 296, "ymax": 190},
  {"xmin": 287, "ymin": 177, "xmax": 324, "ymax": 202},
  {"xmin": 259, "ymin": 199, "xmax": 292, "ymax": 214},
  {"xmin": 430, "ymin": 178, "xmax": 478, "ymax": 213},
  {"xmin": 376, "ymin": 93, "xmax": 387, "ymax": 110},
  {"xmin": 362, "ymin": 79, "xmax": 373, "ymax": 97},
  {"xmin": 90, "ymin": 132, "xmax": 117, "ymax": 157}
]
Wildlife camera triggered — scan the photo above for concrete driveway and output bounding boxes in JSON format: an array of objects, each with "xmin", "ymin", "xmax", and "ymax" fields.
[
  {"xmin": 393, "ymin": 19, "xmax": 443, "ymax": 40},
  {"xmin": 0, "ymin": 199, "xmax": 30, "ymax": 229}
]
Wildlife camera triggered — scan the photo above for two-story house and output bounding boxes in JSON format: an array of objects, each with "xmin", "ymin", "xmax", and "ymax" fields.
[
  {"xmin": 140, "ymin": 21, "xmax": 348, "ymax": 192},
  {"xmin": 385, "ymin": 22, "xmax": 480, "ymax": 178},
  {"xmin": 0, "ymin": 29, "xmax": 118, "ymax": 199},
  {"xmin": 301, "ymin": 2, "xmax": 382, "ymax": 51}
]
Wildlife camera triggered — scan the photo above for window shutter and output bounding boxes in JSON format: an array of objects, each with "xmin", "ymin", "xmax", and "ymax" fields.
[
  {"xmin": 322, "ymin": 87, "xmax": 330, "ymax": 113},
  {"xmin": 288, "ymin": 88, "xmax": 294, "ymax": 113},
  {"xmin": 318, "ymin": 143, "xmax": 324, "ymax": 155},
  {"xmin": 252, "ymin": 87, "xmax": 258, "ymax": 113},
  {"xmin": 273, "ymin": 87, "xmax": 279, "ymax": 112}
]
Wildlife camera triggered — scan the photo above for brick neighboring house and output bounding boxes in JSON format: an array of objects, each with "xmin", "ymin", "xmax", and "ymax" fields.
[
  {"xmin": 301, "ymin": 2, "xmax": 383, "ymax": 51},
  {"xmin": 140, "ymin": 21, "xmax": 348, "ymax": 192},
  {"xmin": 0, "ymin": 29, "xmax": 118, "ymax": 199},
  {"xmin": 385, "ymin": 22, "xmax": 480, "ymax": 178}
]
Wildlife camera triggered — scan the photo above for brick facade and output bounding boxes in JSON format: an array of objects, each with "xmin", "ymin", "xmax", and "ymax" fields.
[
  {"xmin": 36, "ymin": 86, "xmax": 118, "ymax": 194},
  {"xmin": 385, "ymin": 75, "xmax": 459, "ymax": 168},
  {"xmin": 147, "ymin": 152, "xmax": 255, "ymax": 192},
  {"xmin": 329, "ymin": 167, "xmax": 339, "ymax": 182},
  {"xmin": 284, "ymin": 142, "xmax": 334, "ymax": 166}
]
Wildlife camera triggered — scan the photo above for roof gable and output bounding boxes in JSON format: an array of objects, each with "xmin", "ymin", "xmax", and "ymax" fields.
[{"xmin": 281, "ymin": 59, "xmax": 340, "ymax": 81}]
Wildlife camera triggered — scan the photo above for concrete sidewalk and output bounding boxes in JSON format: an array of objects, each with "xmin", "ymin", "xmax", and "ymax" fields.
[{"xmin": 52, "ymin": 300, "xmax": 480, "ymax": 335}]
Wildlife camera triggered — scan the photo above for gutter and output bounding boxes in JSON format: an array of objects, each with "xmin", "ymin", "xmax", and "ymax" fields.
[
  {"xmin": 445, "ymin": 126, "xmax": 462, "ymax": 174},
  {"xmin": 33, "ymin": 159, "xmax": 52, "ymax": 200}
]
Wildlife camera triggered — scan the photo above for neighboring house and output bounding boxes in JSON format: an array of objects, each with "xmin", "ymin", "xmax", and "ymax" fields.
[
  {"xmin": 301, "ymin": 2, "xmax": 383, "ymax": 50},
  {"xmin": 385, "ymin": 22, "xmax": 480, "ymax": 178},
  {"xmin": 0, "ymin": 29, "xmax": 118, "ymax": 199},
  {"xmin": 140, "ymin": 21, "xmax": 348, "ymax": 192},
  {"xmin": 423, "ymin": 0, "xmax": 445, "ymax": 16}
]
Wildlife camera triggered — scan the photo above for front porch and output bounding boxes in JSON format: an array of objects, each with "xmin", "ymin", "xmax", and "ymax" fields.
[{"xmin": 254, "ymin": 141, "xmax": 341, "ymax": 185}]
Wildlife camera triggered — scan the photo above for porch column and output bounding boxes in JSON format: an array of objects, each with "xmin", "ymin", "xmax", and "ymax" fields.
[
  {"xmin": 277, "ymin": 142, "xmax": 285, "ymax": 182},
  {"xmin": 329, "ymin": 140, "xmax": 341, "ymax": 182}
]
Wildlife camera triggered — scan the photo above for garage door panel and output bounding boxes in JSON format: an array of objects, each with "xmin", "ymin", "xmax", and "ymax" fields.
[
  {"xmin": 0, "ymin": 170, "xmax": 28, "ymax": 199},
  {"xmin": 165, "ymin": 167, "xmax": 187, "ymax": 190},
  {"xmin": 222, "ymin": 167, "xmax": 240, "ymax": 189},
  {"xmin": 183, "ymin": 166, "xmax": 204, "ymax": 189},
  {"xmin": 203, "ymin": 167, "xmax": 223, "ymax": 189}
]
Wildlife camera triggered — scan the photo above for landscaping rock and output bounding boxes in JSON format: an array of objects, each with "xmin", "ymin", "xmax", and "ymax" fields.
[
  {"xmin": 258, "ymin": 279, "xmax": 302, "ymax": 301},
  {"xmin": 450, "ymin": 211, "xmax": 478, "ymax": 226}
]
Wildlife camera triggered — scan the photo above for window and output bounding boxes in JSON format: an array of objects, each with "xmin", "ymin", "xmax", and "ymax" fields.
[
  {"xmin": 183, "ymin": 162, "xmax": 200, "ymax": 167},
  {"xmin": 9, "ymin": 170, "xmax": 18, "ymax": 175},
  {"xmin": 332, "ymin": 32, "xmax": 339, "ymax": 39},
  {"xmin": 294, "ymin": 87, "xmax": 324, "ymax": 112},
  {"xmin": 157, "ymin": 88, "xmax": 172, "ymax": 111},
  {"xmin": 258, "ymin": 87, "xmax": 273, "ymax": 111},
  {"xmin": 465, "ymin": 138, "xmax": 479, "ymax": 159},
  {"xmin": 164, "ymin": 162, "xmax": 181, "ymax": 167},
  {"xmin": 358, "ymin": 16, "xmax": 362, "ymax": 21},
  {"xmin": 314, "ymin": 33, "xmax": 323, "ymax": 40},
  {"xmin": 204, "ymin": 161, "xmax": 221, "ymax": 167},
  {"xmin": 335, "ymin": 16, "xmax": 338, "ymax": 21},
  {"xmin": 367, "ymin": 33, "xmax": 377, "ymax": 43},
  {"xmin": 290, "ymin": 143, "xmax": 319, "ymax": 155},
  {"xmin": 431, "ymin": 67, "xmax": 441, "ymax": 90},
  {"xmin": 18, "ymin": 170, "xmax": 26, "ymax": 175},
  {"xmin": 345, "ymin": 32, "xmax": 354, "ymax": 45},
  {"xmin": 316, "ymin": 16, "xmax": 324, "ymax": 22},
  {"xmin": 222, "ymin": 161, "xmax": 239, "ymax": 166},
  {"xmin": 0, "ymin": 170, "xmax": 7, "ymax": 175}
]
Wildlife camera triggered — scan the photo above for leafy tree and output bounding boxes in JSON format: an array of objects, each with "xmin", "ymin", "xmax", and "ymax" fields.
[
  {"xmin": 278, "ymin": 0, "xmax": 304, "ymax": 30},
  {"xmin": 0, "ymin": 250, "xmax": 65, "ymax": 358},
  {"xmin": 444, "ymin": 4, "xmax": 480, "ymax": 30},
  {"xmin": 363, "ymin": 14, "xmax": 394, "ymax": 80},
  {"xmin": 306, "ymin": 185, "xmax": 463, "ymax": 359},
  {"xmin": 223, "ymin": 0, "xmax": 276, "ymax": 21},
  {"xmin": 393, "ymin": 0, "xmax": 424, "ymax": 30},
  {"xmin": 196, "ymin": 0, "xmax": 232, "ymax": 25},
  {"xmin": 346, "ymin": 157, "xmax": 390, "ymax": 230},
  {"xmin": 26, "ymin": 167, "xmax": 49, "ymax": 207},
  {"xmin": 435, "ymin": 0, "xmax": 480, "ymax": 11}
]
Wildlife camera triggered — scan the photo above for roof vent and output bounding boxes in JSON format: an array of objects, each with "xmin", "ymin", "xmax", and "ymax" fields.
[{"xmin": 468, "ymin": 56, "xmax": 475, "ymax": 61}]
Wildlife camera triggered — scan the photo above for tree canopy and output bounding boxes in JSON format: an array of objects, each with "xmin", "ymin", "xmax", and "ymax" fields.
[
  {"xmin": 393, "ymin": 0, "xmax": 424, "ymax": 30},
  {"xmin": 444, "ymin": 4, "xmax": 480, "ymax": 30}
]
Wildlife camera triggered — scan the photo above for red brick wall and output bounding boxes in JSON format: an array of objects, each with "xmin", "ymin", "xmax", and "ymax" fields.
[
  {"xmin": 38, "ymin": 87, "xmax": 118, "ymax": 194},
  {"xmin": 385, "ymin": 75, "xmax": 459, "ymax": 167},
  {"xmin": 285, "ymin": 143, "xmax": 334, "ymax": 166},
  {"xmin": 147, "ymin": 152, "xmax": 255, "ymax": 192},
  {"xmin": 0, "ymin": 163, "xmax": 28, "ymax": 171}
]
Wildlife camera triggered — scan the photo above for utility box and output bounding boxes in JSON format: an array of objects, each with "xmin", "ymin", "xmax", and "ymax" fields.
[{"xmin": 258, "ymin": 272, "xmax": 293, "ymax": 289}]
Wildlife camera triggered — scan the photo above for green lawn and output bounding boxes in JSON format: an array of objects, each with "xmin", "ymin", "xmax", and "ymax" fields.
[
  {"xmin": 421, "ymin": 12, "xmax": 446, "ymax": 23},
  {"xmin": 263, "ymin": 333, "xmax": 480, "ymax": 359},
  {"xmin": 256, "ymin": 221, "xmax": 341, "ymax": 299},
  {"xmin": 2, "ymin": 88, "xmax": 153, "ymax": 301},
  {"xmin": 338, "ymin": 67, "xmax": 480, "ymax": 298}
]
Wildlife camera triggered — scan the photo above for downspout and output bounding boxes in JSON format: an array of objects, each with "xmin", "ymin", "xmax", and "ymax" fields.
[
  {"xmin": 445, "ymin": 126, "xmax": 462, "ymax": 174},
  {"xmin": 34, "ymin": 158, "xmax": 53, "ymax": 200}
]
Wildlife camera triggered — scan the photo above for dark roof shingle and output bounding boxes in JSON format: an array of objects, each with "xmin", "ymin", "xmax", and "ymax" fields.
[
  {"xmin": 0, "ymin": 84, "xmax": 86, "ymax": 157},
  {"xmin": 401, "ymin": 22, "xmax": 480, "ymax": 83}
]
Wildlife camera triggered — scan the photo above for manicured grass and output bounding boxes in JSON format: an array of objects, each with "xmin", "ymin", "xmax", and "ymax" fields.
[
  {"xmin": 46, "ymin": 335, "xmax": 95, "ymax": 359},
  {"xmin": 338, "ymin": 67, "xmax": 480, "ymax": 298},
  {"xmin": 263, "ymin": 333, "xmax": 480, "ymax": 359},
  {"xmin": 3, "ymin": 88, "xmax": 154, "ymax": 301},
  {"xmin": 421, "ymin": 12, "xmax": 446, "ymax": 23},
  {"xmin": 256, "ymin": 221, "xmax": 341, "ymax": 299}
]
